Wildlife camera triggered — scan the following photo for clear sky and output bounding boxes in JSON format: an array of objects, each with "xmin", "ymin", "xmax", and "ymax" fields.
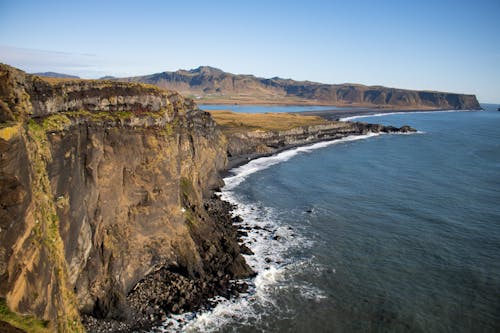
[{"xmin": 1, "ymin": 0, "xmax": 499, "ymax": 102}]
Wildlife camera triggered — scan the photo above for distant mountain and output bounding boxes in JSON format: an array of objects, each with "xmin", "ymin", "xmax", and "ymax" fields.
[
  {"xmin": 117, "ymin": 66, "xmax": 480, "ymax": 110},
  {"xmin": 99, "ymin": 75, "xmax": 117, "ymax": 80},
  {"xmin": 33, "ymin": 71, "xmax": 80, "ymax": 79}
]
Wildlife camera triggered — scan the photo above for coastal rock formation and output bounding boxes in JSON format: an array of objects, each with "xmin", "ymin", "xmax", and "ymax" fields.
[
  {"xmin": 0, "ymin": 64, "xmax": 251, "ymax": 332},
  {"xmin": 222, "ymin": 121, "xmax": 416, "ymax": 167},
  {"xmin": 0, "ymin": 63, "xmax": 417, "ymax": 332},
  {"xmin": 118, "ymin": 66, "xmax": 481, "ymax": 110}
]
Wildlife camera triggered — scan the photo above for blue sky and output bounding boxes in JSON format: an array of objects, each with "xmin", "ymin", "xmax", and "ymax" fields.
[{"xmin": 1, "ymin": 0, "xmax": 499, "ymax": 102}]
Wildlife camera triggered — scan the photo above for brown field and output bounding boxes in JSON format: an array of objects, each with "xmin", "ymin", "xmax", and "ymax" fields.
[{"xmin": 208, "ymin": 110, "xmax": 329, "ymax": 134}]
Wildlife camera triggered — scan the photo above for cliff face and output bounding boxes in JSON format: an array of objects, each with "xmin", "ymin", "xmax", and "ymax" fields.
[
  {"xmin": 223, "ymin": 121, "xmax": 415, "ymax": 167},
  {"xmin": 119, "ymin": 66, "xmax": 481, "ymax": 110},
  {"xmin": 0, "ymin": 64, "xmax": 250, "ymax": 331}
]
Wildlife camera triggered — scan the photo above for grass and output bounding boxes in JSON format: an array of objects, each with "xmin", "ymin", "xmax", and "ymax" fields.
[
  {"xmin": 41, "ymin": 114, "xmax": 72, "ymax": 132},
  {"xmin": 36, "ymin": 76, "xmax": 168, "ymax": 93},
  {"xmin": 0, "ymin": 299, "xmax": 50, "ymax": 333},
  {"xmin": 208, "ymin": 110, "xmax": 329, "ymax": 134}
]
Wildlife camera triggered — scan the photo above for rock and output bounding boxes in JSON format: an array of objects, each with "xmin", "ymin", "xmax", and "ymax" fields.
[
  {"xmin": 120, "ymin": 66, "xmax": 481, "ymax": 110},
  {"xmin": 240, "ymin": 244, "xmax": 254, "ymax": 255},
  {"xmin": 0, "ymin": 64, "xmax": 251, "ymax": 332}
]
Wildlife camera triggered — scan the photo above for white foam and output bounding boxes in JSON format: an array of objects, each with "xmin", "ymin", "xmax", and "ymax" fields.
[
  {"xmin": 339, "ymin": 109, "xmax": 477, "ymax": 121},
  {"xmin": 224, "ymin": 132, "xmax": 380, "ymax": 190},
  {"xmin": 155, "ymin": 131, "xmax": 390, "ymax": 332}
]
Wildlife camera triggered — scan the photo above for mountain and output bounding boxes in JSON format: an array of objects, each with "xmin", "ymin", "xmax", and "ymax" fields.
[
  {"xmin": 116, "ymin": 66, "xmax": 481, "ymax": 110},
  {"xmin": 32, "ymin": 71, "xmax": 80, "ymax": 79}
]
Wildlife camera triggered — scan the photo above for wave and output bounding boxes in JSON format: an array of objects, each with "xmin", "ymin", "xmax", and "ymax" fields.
[
  {"xmin": 339, "ymin": 109, "xmax": 477, "ymax": 121},
  {"xmin": 156, "ymin": 130, "xmax": 414, "ymax": 332},
  {"xmin": 224, "ymin": 132, "xmax": 381, "ymax": 191}
]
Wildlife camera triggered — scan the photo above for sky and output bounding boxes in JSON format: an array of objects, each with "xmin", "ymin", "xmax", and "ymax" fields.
[{"xmin": 0, "ymin": 0, "xmax": 499, "ymax": 102}]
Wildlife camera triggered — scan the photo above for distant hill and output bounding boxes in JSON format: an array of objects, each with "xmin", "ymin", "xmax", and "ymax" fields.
[
  {"xmin": 99, "ymin": 75, "xmax": 117, "ymax": 80},
  {"xmin": 116, "ymin": 66, "xmax": 480, "ymax": 110},
  {"xmin": 33, "ymin": 71, "xmax": 80, "ymax": 79}
]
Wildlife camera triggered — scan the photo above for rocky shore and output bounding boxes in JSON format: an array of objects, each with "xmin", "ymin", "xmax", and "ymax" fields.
[
  {"xmin": 0, "ymin": 64, "xmax": 416, "ymax": 333},
  {"xmin": 82, "ymin": 196, "xmax": 251, "ymax": 333},
  {"xmin": 0, "ymin": 64, "xmax": 251, "ymax": 332},
  {"xmin": 224, "ymin": 121, "xmax": 416, "ymax": 169}
]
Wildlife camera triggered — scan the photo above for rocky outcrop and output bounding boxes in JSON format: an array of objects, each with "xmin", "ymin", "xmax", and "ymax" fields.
[
  {"xmin": 119, "ymin": 66, "xmax": 481, "ymax": 110},
  {"xmin": 224, "ymin": 121, "xmax": 416, "ymax": 168},
  {"xmin": 0, "ymin": 64, "xmax": 251, "ymax": 332},
  {"xmin": 0, "ymin": 63, "xmax": 417, "ymax": 332}
]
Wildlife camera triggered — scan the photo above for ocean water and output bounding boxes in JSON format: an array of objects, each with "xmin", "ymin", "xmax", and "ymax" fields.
[{"xmin": 159, "ymin": 105, "xmax": 500, "ymax": 332}]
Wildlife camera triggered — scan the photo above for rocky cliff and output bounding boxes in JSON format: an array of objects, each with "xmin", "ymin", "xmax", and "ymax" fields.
[
  {"xmin": 0, "ymin": 64, "xmax": 251, "ymax": 332},
  {"xmin": 119, "ymin": 66, "xmax": 481, "ymax": 110},
  {"xmin": 222, "ymin": 121, "xmax": 415, "ymax": 168}
]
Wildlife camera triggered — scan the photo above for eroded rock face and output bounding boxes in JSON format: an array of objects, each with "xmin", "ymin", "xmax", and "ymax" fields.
[
  {"xmin": 0, "ymin": 64, "xmax": 250, "ymax": 331},
  {"xmin": 224, "ymin": 120, "xmax": 416, "ymax": 166}
]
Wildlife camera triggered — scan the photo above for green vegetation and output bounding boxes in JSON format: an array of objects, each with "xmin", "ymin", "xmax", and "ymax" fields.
[
  {"xmin": 179, "ymin": 177, "xmax": 200, "ymax": 229},
  {"xmin": 37, "ymin": 76, "xmax": 167, "ymax": 94},
  {"xmin": 41, "ymin": 114, "xmax": 71, "ymax": 132},
  {"xmin": 26, "ymin": 120, "xmax": 85, "ymax": 332},
  {"xmin": 0, "ymin": 299, "xmax": 50, "ymax": 333},
  {"xmin": 208, "ymin": 110, "xmax": 328, "ymax": 134}
]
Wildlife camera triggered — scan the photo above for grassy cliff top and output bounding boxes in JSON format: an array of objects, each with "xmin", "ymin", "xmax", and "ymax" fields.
[
  {"xmin": 35, "ymin": 75, "xmax": 169, "ymax": 94},
  {"xmin": 208, "ymin": 110, "xmax": 329, "ymax": 134}
]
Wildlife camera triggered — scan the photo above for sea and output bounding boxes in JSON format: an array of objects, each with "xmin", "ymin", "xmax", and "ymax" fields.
[{"xmin": 157, "ymin": 104, "xmax": 500, "ymax": 332}]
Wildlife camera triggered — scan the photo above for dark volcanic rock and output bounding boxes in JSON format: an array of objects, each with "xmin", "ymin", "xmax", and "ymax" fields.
[
  {"xmin": 0, "ymin": 321, "xmax": 27, "ymax": 333},
  {"xmin": 224, "ymin": 120, "xmax": 416, "ymax": 168}
]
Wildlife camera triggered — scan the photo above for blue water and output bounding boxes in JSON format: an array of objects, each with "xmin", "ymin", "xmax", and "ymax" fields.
[
  {"xmin": 172, "ymin": 105, "xmax": 500, "ymax": 332},
  {"xmin": 199, "ymin": 104, "xmax": 351, "ymax": 113}
]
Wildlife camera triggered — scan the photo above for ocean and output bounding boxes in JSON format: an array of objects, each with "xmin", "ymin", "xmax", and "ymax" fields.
[{"xmin": 159, "ymin": 104, "xmax": 500, "ymax": 332}]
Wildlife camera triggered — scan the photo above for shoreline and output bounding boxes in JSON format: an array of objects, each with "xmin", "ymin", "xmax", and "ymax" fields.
[
  {"xmin": 297, "ymin": 108, "xmax": 482, "ymax": 121},
  {"xmin": 224, "ymin": 134, "xmax": 367, "ymax": 171},
  {"xmin": 183, "ymin": 126, "xmax": 418, "ymax": 330}
]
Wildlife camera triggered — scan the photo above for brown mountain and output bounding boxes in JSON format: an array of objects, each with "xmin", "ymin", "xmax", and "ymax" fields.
[
  {"xmin": 32, "ymin": 71, "xmax": 80, "ymax": 79},
  {"xmin": 117, "ymin": 66, "xmax": 481, "ymax": 110}
]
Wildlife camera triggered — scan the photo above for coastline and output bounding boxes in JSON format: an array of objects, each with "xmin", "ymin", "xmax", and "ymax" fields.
[
  {"xmin": 180, "ymin": 123, "xmax": 419, "ymax": 331},
  {"xmin": 298, "ymin": 107, "xmax": 482, "ymax": 121},
  {"xmin": 225, "ymin": 133, "xmax": 375, "ymax": 171}
]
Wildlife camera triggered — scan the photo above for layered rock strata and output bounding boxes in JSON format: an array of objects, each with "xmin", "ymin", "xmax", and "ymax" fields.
[
  {"xmin": 224, "ymin": 121, "xmax": 415, "ymax": 168},
  {"xmin": 0, "ymin": 63, "xmax": 416, "ymax": 333},
  {"xmin": 0, "ymin": 64, "xmax": 251, "ymax": 332}
]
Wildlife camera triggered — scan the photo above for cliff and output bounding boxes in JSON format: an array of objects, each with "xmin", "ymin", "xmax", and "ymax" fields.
[
  {"xmin": 208, "ymin": 110, "xmax": 415, "ymax": 168},
  {"xmin": 0, "ymin": 64, "xmax": 251, "ymax": 332},
  {"xmin": 118, "ymin": 66, "xmax": 481, "ymax": 110},
  {"xmin": 0, "ymin": 63, "xmax": 417, "ymax": 332}
]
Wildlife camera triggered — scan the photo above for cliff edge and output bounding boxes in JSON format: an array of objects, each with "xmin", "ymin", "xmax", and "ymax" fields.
[{"xmin": 0, "ymin": 64, "xmax": 251, "ymax": 332}]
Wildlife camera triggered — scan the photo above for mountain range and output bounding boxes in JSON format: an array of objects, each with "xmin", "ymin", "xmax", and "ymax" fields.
[
  {"xmin": 32, "ymin": 71, "xmax": 80, "ymax": 79},
  {"xmin": 115, "ymin": 66, "xmax": 480, "ymax": 110}
]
